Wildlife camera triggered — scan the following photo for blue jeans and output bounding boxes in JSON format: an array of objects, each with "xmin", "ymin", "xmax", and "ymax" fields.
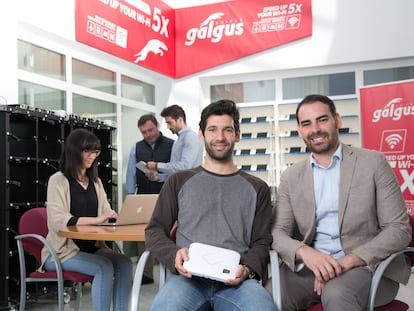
[
  {"xmin": 150, "ymin": 275, "xmax": 277, "ymax": 311},
  {"xmin": 45, "ymin": 248, "xmax": 132, "ymax": 311}
]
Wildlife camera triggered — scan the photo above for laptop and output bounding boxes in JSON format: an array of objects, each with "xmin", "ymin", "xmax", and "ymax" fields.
[
  {"xmin": 99, "ymin": 194, "xmax": 158, "ymax": 226},
  {"xmin": 183, "ymin": 242, "xmax": 240, "ymax": 282}
]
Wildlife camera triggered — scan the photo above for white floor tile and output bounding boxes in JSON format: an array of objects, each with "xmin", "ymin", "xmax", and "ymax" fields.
[{"xmin": 395, "ymin": 269, "xmax": 414, "ymax": 310}]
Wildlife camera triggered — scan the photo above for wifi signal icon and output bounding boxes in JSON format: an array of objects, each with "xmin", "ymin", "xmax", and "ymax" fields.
[
  {"xmin": 385, "ymin": 133, "xmax": 402, "ymax": 149},
  {"xmin": 288, "ymin": 16, "xmax": 299, "ymax": 27}
]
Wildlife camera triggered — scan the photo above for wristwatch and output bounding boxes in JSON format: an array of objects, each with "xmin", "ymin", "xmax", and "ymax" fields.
[{"xmin": 242, "ymin": 264, "xmax": 257, "ymax": 280}]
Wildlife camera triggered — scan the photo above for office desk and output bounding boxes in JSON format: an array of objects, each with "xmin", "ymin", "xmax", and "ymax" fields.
[
  {"xmin": 59, "ymin": 224, "xmax": 146, "ymax": 241},
  {"xmin": 59, "ymin": 224, "xmax": 148, "ymax": 311}
]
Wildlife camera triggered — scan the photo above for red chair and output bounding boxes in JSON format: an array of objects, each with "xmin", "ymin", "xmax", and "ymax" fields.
[
  {"xmin": 15, "ymin": 207, "xmax": 93, "ymax": 311},
  {"xmin": 306, "ymin": 215, "xmax": 414, "ymax": 311}
]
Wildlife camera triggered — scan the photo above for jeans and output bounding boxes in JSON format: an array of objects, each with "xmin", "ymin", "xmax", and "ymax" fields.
[
  {"xmin": 45, "ymin": 248, "xmax": 132, "ymax": 311},
  {"xmin": 150, "ymin": 275, "xmax": 277, "ymax": 311}
]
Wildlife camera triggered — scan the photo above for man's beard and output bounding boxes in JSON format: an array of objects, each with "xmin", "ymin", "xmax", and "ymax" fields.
[
  {"xmin": 205, "ymin": 141, "xmax": 234, "ymax": 161},
  {"xmin": 305, "ymin": 131, "xmax": 337, "ymax": 154}
]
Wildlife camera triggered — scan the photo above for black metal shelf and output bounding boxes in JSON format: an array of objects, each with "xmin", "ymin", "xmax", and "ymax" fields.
[{"xmin": 0, "ymin": 105, "xmax": 116, "ymax": 309}]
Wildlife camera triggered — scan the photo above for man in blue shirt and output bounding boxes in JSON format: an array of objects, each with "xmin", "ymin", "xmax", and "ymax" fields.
[
  {"xmin": 146, "ymin": 105, "xmax": 203, "ymax": 176},
  {"xmin": 272, "ymin": 94, "xmax": 411, "ymax": 310}
]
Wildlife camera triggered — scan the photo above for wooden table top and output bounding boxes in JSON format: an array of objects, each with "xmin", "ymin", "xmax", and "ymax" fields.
[{"xmin": 59, "ymin": 224, "xmax": 147, "ymax": 241}]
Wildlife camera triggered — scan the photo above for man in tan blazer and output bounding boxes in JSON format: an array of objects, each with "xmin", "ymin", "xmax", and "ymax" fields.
[{"xmin": 272, "ymin": 94, "xmax": 411, "ymax": 311}]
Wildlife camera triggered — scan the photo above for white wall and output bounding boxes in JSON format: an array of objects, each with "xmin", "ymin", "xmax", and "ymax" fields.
[
  {"xmin": 5, "ymin": 0, "xmax": 414, "ymax": 130},
  {"xmin": 1, "ymin": 2, "xmax": 18, "ymax": 105}
]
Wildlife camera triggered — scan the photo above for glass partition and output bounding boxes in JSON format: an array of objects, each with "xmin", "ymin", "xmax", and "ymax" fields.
[{"xmin": 72, "ymin": 59, "xmax": 116, "ymax": 95}]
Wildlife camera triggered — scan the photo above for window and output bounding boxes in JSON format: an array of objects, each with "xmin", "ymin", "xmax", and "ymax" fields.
[
  {"xmin": 211, "ymin": 82, "xmax": 243, "ymax": 103},
  {"xmin": 211, "ymin": 80, "xmax": 275, "ymax": 103},
  {"xmin": 121, "ymin": 75, "xmax": 155, "ymax": 105},
  {"xmin": 72, "ymin": 59, "xmax": 116, "ymax": 94},
  {"xmin": 364, "ymin": 66, "xmax": 414, "ymax": 86},
  {"xmin": 16, "ymin": 36, "xmax": 159, "ymax": 215},
  {"xmin": 283, "ymin": 72, "xmax": 355, "ymax": 100},
  {"xmin": 18, "ymin": 40, "xmax": 65, "ymax": 81},
  {"xmin": 18, "ymin": 80, "xmax": 65, "ymax": 110},
  {"xmin": 73, "ymin": 94, "xmax": 116, "ymax": 122}
]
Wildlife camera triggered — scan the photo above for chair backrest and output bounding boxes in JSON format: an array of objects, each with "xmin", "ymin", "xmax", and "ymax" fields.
[{"xmin": 18, "ymin": 207, "xmax": 48, "ymax": 264}]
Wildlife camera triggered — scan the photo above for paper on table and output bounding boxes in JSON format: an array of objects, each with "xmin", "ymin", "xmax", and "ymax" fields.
[{"xmin": 136, "ymin": 161, "xmax": 158, "ymax": 175}]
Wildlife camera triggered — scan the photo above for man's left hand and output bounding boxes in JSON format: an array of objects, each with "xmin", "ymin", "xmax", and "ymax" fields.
[
  {"xmin": 175, "ymin": 248, "xmax": 192, "ymax": 278},
  {"xmin": 225, "ymin": 264, "xmax": 250, "ymax": 286},
  {"xmin": 337, "ymin": 253, "xmax": 366, "ymax": 272},
  {"xmin": 314, "ymin": 253, "xmax": 366, "ymax": 295}
]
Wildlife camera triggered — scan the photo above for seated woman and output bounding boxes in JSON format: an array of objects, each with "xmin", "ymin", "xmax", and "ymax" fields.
[{"xmin": 41, "ymin": 128, "xmax": 132, "ymax": 311}]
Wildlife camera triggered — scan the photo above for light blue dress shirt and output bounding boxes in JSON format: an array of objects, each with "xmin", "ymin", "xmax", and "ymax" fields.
[
  {"xmin": 311, "ymin": 144, "xmax": 345, "ymax": 259},
  {"xmin": 157, "ymin": 127, "xmax": 203, "ymax": 174}
]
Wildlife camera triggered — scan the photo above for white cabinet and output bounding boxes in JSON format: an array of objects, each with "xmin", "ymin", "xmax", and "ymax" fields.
[{"xmin": 236, "ymin": 97, "xmax": 361, "ymax": 186}]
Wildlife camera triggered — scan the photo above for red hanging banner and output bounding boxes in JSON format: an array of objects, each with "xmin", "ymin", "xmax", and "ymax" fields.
[
  {"xmin": 174, "ymin": 0, "xmax": 312, "ymax": 78},
  {"xmin": 75, "ymin": 0, "xmax": 312, "ymax": 78},
  {"xmin": 75, "ymin": 0, "xmax": 176, "ymax": 77},
  {"xmin": 360, "ymin": 80, "xmax": 414, "ymax": 215}
]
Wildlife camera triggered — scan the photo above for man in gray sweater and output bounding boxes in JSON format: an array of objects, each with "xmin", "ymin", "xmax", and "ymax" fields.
[{"xmin": 145, "ymin": 99, "xmax": 276, "ymax": 310}]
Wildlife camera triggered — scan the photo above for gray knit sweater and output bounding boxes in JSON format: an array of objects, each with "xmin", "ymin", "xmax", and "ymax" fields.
[{"xmin": 145, "ymin": 166, "xmax": 273, "ymax": 281}]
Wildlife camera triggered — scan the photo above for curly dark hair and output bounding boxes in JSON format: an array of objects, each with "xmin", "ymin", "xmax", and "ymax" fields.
[{"xmin": 199, "ymin": 99, "xmax": 240, "ymax": 136}]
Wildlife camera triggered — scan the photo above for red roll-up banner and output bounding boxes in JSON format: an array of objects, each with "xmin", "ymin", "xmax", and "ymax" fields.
[
  {"xmin": 75, "ymin": 0, "xmax": 312, "ymax": 78},
  {"xmin": 360, "ymin": 80, "xmax": 414, "ymax": 215}
]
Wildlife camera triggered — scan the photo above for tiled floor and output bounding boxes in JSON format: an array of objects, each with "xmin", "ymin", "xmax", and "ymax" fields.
[
  {"xmin": 396, "ymin": 275, "xmax": 414, "ymax": 310},
  {"xmin": 14, "ymin": 267, "xmax": 414, "ymax": 310},
  {"xmin": 18, "ymin": 257, "xmax": 159, "ymax": 311}
]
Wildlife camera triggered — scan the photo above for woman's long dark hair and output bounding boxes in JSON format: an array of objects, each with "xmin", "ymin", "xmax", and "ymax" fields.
[{"xmin": 59, "ymin": 128, "xmax": 101, "ymax": 182}]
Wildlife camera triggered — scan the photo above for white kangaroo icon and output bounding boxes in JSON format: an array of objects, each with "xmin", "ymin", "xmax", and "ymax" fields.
[{"xmin": 134, "ymin": 39, "xmax": 168, "ymax": 63}]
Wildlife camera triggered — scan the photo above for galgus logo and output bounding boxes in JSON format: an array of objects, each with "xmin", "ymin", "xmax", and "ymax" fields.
[
  {"xmin": 372, "ymin": 97, "xmax": 414, "ymax": 122},
  {"xmin": 185, "ymin": 12, "xmax": 244, "ymax": 46}
]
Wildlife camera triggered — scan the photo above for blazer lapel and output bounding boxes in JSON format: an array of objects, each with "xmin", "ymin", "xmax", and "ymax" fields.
[
  {"xmin": 338, "ymin": 145, "xmax": 356, "ymax": 229},
  {"xmin": 301, "ymin": 161, "xmax": 317, "ymax": 243}
]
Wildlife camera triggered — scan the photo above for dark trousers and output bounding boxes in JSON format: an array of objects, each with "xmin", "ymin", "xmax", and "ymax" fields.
[{"xmin": 278, "ymin": 264, "xmax": 398, "ymax": 311}]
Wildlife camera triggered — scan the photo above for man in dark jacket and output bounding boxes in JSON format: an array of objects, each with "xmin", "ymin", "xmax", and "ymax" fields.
[{"xmin": 125, "ymin": 114, "xmax": 174, "ymax": 283}]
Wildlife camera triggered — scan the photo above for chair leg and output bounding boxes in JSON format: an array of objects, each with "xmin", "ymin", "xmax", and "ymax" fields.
[
  {"xmin": 57, "ymin": 277, "xmax": 65, "ymax": 311},
  {"xmin": 75, "ymin": 282, "xmax": 82, "ymax": 311},
  {"xmin": 269, "ymin": 250, "xmax": 281, "ymax": 310},
  {"xmin": 19, "ymin": 280, "xmax": 26, "ymax": 311},
  {"xmin": 16, "ymin": 241, "xmax": 27, "ymax": 311},
  {"xmin": 130, "ymin": 250, "xmax": 151, "ymax": 311}
]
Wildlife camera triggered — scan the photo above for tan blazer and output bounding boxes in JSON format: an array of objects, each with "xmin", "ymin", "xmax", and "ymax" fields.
[{"xmin": 272, "ymin": 144, "xmax": 412, "ymax": 284}]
